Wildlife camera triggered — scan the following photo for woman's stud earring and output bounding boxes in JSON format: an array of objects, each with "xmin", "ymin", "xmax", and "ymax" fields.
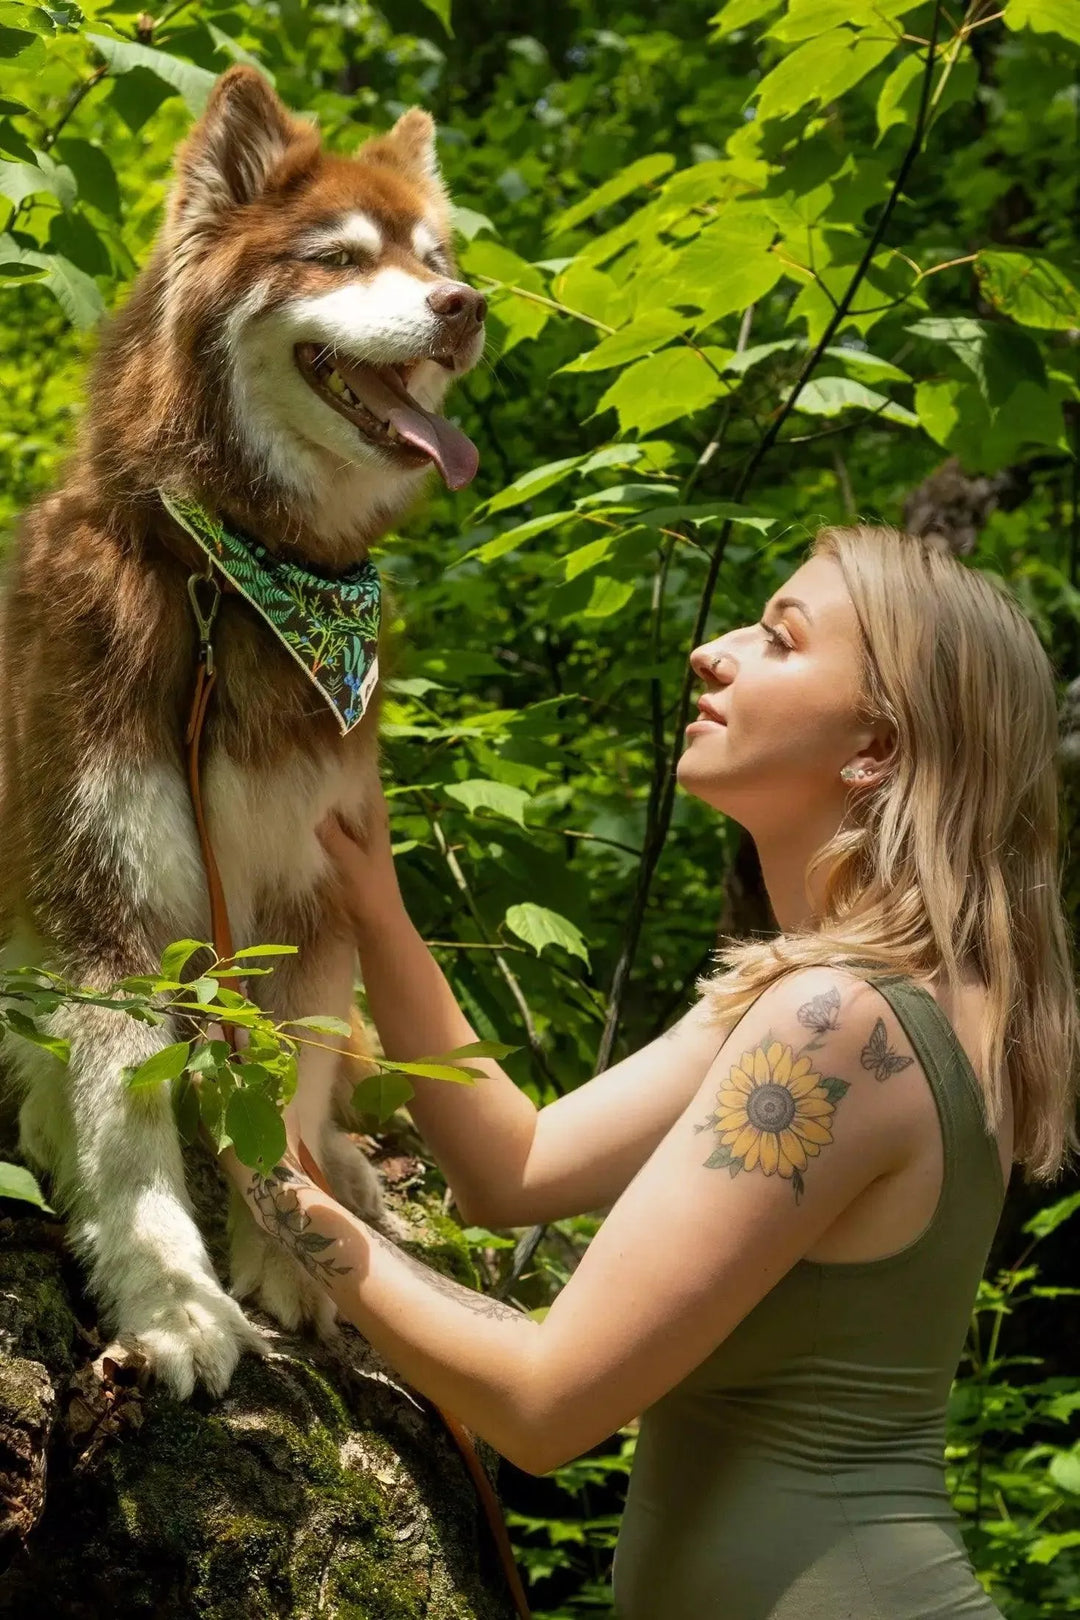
[{"xmin": 841, "ymin": 766, "xmax": 857, "ymax": 782}]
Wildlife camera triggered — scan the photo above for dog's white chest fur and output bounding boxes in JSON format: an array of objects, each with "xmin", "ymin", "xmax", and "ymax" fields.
[
  {"xmin": 204, "ymin": 747, "xmax": 371, "ymax": 942},
  {"xmin": 72, "ymin": 744, "xmax": 371, "ymax": 948}
]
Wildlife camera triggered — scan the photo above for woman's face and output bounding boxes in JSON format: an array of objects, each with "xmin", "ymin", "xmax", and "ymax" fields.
[{"xmin": 677, "ymin": 555, "xmax": 885, "ymax": 831}]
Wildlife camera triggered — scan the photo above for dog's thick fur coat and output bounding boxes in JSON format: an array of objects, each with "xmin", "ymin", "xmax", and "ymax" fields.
[{"xmin": 0, "ymin": 68, "xmax": 484, "ymax": 1399}]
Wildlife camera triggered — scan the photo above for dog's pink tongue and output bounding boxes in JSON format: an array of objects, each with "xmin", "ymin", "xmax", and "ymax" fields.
[{"xmin": 337, "ymin": 361, "xmax": 479, "ymax": 491}]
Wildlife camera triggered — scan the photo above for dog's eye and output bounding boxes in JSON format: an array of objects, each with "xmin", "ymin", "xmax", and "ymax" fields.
[{"xmin": 313, "ymin": 248, "xmax": 353, "ymax": 268}]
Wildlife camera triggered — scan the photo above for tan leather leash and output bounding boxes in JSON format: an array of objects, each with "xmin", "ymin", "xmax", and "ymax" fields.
[{"xmin": 179, "ymin": 558, "xmax": 533, "ymax": 1620}]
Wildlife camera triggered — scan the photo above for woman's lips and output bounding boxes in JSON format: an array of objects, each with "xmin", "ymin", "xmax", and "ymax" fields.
[{"xmin": 686, "ymin": 698, "xmax": 727, "ymax": 733}]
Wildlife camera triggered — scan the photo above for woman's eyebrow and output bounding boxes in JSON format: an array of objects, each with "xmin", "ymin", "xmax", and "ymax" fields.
[{"xmin": 767, "ymin": 595, "xmax": 814, "ymax": 623}]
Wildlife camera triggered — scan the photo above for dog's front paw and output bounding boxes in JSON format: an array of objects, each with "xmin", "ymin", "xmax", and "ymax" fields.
[
  {"xmin": 228, "ymin": 1211, "xmax": 341, "ymax": 1346},
  {"xmin": 119, "ymin": 1279, "xmax": 269, "ymax": 1401}
]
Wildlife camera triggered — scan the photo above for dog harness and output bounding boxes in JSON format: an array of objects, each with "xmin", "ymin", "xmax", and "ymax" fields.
[{"xmin": 158, "ymin": 488, "xmax": 381, "ymax": 734}]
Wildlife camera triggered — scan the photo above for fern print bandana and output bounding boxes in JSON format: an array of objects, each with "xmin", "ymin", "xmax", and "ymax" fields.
[{"xmin": 159, "ymin": 490, "xmax": 381, "ymax": 735}]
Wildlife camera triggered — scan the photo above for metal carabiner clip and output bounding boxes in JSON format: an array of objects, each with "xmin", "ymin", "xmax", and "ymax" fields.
[{"xmin": 187, "ymin": 569, "xmax": 222, "ymax": 678}]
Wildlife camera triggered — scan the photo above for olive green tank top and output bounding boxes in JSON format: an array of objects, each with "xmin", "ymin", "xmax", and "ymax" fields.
[{"xmin": 611, "ymin": 973, "xmax": 1007, "ymax": 1620}]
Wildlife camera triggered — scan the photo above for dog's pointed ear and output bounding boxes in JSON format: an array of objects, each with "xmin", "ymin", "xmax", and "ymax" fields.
[
  {"xmin": 363, "ymin": 109, "xmax": 446, "ymax": 196},
  {"xmin": 168, "ymin": 65, "xmax": 316, "ymax": 232}
]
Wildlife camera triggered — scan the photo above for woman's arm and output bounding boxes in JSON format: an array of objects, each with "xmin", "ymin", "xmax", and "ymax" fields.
[
  {"xmin": 322, "ymin": 811, "xmax": 733, "ymax": 1227},
  {"xmin": 223, "ymin": 967, "xmax": 914, "ymax": 1476}
]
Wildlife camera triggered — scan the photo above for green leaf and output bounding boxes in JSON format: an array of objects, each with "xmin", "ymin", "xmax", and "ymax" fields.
[
  {"xmin": 0, "ymin": 234, "xmax": 104, "ymax": 326},
  {"xmin": 449, "ymin": 203, "xmax": 494, "ymax": 241},
  {"xmin": 0, "ymin": 5, "xmax": 56, "ymax": 35},
  {"xmin": 186, "ymin": 1039, "xmax": 231, "ymax": 1077},
  {"xmin": 461, "ymin": 1226, "xmax": 517, "ymax": 1249},
  {"xmin": 159, "ymin": 939, "xmax": 209, "ymax": 978},
  {"xmin": 225, "ymin": 1087, "xmax": 286, "ymax": 1172},
  {"xmin": 755, "ymin": 29, "xmax": 897, "ymax": 122},
  {"xmin": 792, "ymin": 374, "xmax": 918, "ymax": 426},
  {"xmin": 3, "ymin": 1008, "xmax": 70, "ymax": 1060},
  {"xmin": 596, "ymin": 347, "xmax": 728, "ymax": 435},
  {"xmin": 86, "ymin": 32, "xmax": 218, "ymax": 116},
  {"xmin": 976, "ymin": 250, "xmax": 1080, "ymax": 331},
  {"xmin": 481, "ymin": 456, "xmax": 583, "ymax": 517},
  {"xmin": 1022, "ymin": 1190, "xmax": 1080, "ymax": 1239},
  {"xmin": 551, "ymin": 152, "xmax": 675, "ymax": 236},
  {"xmin": 768, "ymin": 0, "xmax": 921, "ymax": 43},
  {"xmin": 705, "ymin": 1142, "xmax": 735, "ymax": 1168},
  {"xmin": 0, "ymin": 1160, "xmax": 55, "ymax": 1212},
  {"xmin": 434, "ymin": 1040, "xmax": 519, "ymax": 1060},
  {"xmin": 378, "ymin": 1059, "xmax": 478, "ymax": 1083},
  {"xmin": 711, "ymin": 0, "xmax": 784, "ymax": 35},
  {"xmin": 351, "ymin": 1070, "xmax": 415, "ymax": 1123},
  {"xmin": 582, "ymin": 575, "xmax": 635, "ymax": 618},
  {"xmin": 1005, "ymin": 0, "xmax": 1080, "ymax": 45},
  {"xmin": 124, "ymin": 1041, "xmax": 192, "ymax": 1091},
  {"xmin": 444, "ymin": 778, "xmax": 531, "ymax": 825},
  {"xmin": 637, "ymin": 500, "xmax": 777, "ymax": 534},
  {"xmin": 552, "ymin": 261, "xmax": 630, "ymax": 326},
  {"xmin": 418, "ymin": 0, "xmax": 452, "ymax": 34},
  {"xmin": 564, "ymin": 535, "xmax": 616, "ymax": 580},
  {"xmin": 54, "ymin": 137, "xmax": 121, "ymax": 218},
  {"xmin": 876, "ymin": 53, "xmax": 923, "ymax": 136},
  {"xmin": 1048, "ymin": 1447, "xmax": 1080, "ymax": 1495},
  {"xmin": 466, "ymin": 509, "xmax": 577, "ymax": 565},
  {"xmin": 574, "ymin": 482, "xmax": 679, "ymax": 510},
  {"xmin": 170, "ymin": 1071, "xmax": 200, "ymax": 1144},
  {"xmin": 504, "ymin": 902, "xmax": 590, "ymax": 963},
  {"xmin": 0, "ymin": 116, "xmax": 35, "ymax": 163},
  {"xmin": 286, "ymin": 1015, "xmax": 352, "ymax": 1036},
  {"xmin": 229, "ymin": 943, "xmax": 299, "ymax": 959},
  {"xmin": 907, "ymin": 317, "xmax": 1047, "ymax": 407},
  {"xmin": 205, "ymin": 23, "xmax": 274, "ymax": 76},
  {"xmin": 0, "ymin": 154, "xmax": 72, "ymax": 208},
  {"xmin": 1027, "ymin": 1530, "xmax": 1080, "ymax": 1565},
  {"xmin": 560, "ymin": 310, "xmax": 690, "ymax": 374}
]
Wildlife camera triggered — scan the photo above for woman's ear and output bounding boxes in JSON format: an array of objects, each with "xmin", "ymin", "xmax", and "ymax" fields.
[{"xmin": 842, "ymin": 723, "xmax": 897, "ymax": 785}]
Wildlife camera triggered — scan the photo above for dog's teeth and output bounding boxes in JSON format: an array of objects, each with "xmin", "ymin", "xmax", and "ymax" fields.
[
  {"xmin": 343, "ymin": 386, "xmax": 359, "ymax": 405},
  {"xmin": 326, "ymin": 369, "xmax": 347, "ymax": 398}
]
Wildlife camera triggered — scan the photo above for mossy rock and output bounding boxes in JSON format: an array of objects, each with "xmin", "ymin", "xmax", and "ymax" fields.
[{"xmin": 0, "ymin": 1136, "xmax": 516, "ymax": 1619}]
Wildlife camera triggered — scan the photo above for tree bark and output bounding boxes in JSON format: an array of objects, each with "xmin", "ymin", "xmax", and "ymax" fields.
[{"xmin": 0, "ymin": 1124, "xmax": 515, "ymax": 1620}]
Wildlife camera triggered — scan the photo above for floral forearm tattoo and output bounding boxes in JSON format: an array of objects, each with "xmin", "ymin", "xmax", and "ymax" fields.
[
  {"xmin": 248, "ymin": 1156, "xmax": 354, "ymax": 1286},
  {"xmin": 363, "ymin": 1223, "xmax": 532, "ymax": 1326},
  {"xmin": 248, "ymin": 1156, "xmax": 529, "ymax": 1326},
  {"xmin": 695, "ymin": 983, "xmax": 910, "ymax": 1203}
]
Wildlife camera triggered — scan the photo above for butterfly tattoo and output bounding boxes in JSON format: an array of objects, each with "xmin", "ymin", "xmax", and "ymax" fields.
[
  {"xmin": 796, "ymin": 985, "xmax": 842, "ymax": 1035},
  {"xmin": 860, "ymin": 1018, "xmax": 914, "ymax": 1082}
]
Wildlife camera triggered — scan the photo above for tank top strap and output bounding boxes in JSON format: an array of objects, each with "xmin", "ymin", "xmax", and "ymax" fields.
[{"xmin": 866, "ymin": 972, "xmax": 1007, "ymax": 1216}]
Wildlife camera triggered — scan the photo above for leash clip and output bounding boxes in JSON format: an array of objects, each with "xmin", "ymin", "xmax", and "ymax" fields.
[{"xmin": 187, "ymin": 570, "xmax": 221, "ymax": 678}]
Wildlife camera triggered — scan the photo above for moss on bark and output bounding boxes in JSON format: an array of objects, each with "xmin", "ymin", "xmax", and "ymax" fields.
[{"xmin": 0, "ymin": 1138, "xmax": 515, "ymax": 1619}]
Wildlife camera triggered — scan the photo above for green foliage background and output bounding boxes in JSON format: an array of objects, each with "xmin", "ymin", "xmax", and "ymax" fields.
[{"xmin": 1, "ymin": 0, "xmax": 1079, "ymax": 1613}]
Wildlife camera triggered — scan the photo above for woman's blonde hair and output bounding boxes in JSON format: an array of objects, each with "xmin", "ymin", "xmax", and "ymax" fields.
[{"xmin": 698, "ymin": 523, "xmax": 1080, "ymax": 1183}]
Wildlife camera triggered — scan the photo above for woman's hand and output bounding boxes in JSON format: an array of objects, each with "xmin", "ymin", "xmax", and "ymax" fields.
[{"xmin": 317, "ymin": 781, "xmax": 407, "ymax": 940}]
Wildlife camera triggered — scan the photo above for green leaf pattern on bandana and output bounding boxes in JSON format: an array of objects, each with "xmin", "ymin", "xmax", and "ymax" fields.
[{"xmin": 159, "ymin": 489, "xmax": 381, "ymax": 734}]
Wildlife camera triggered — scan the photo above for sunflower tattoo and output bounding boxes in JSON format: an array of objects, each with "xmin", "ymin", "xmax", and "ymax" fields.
[{"xmin": 696, "ymin": 1035, "xmax": 850, "ymax": 1203}]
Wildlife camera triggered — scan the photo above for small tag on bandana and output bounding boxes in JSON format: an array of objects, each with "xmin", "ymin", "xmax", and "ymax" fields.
[{"xmin": 159, "ymin": 489, "xmax": 381, "ymax": 735}]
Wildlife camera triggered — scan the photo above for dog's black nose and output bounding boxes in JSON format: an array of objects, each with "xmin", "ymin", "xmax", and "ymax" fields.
[{"xmin": 427, "ymin": 282, "xmax": 487, "ymax": 327}]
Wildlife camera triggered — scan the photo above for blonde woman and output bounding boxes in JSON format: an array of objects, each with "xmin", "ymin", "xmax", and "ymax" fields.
[{"xmin": 222, "ymin": 524, "xmax": 1079, "ymax": 1620}]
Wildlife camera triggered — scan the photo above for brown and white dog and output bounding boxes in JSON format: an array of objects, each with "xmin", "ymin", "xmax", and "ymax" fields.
[{"xmin": 0, "ymin": 67, "xmax": 485, "ymax": 1399}]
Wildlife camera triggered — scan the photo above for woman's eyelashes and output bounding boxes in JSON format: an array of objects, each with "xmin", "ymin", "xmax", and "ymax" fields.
[{"xmin": 759, "ymin": 619, "xmax": 794, "ymax": 655}]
